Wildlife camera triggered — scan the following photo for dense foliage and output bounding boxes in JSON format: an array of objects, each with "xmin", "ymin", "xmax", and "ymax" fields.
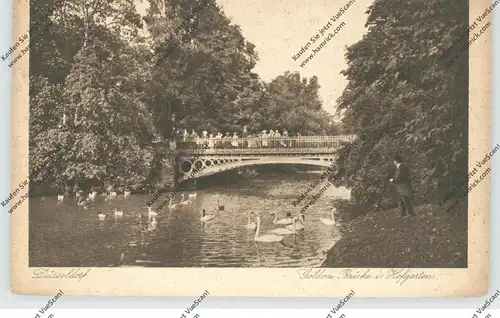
[
  {"xmin": 245, "ymin": 72, "xmax": 339, "ymax": 135},
  {"xmin": 29, "ymin": 0, "xmax": 338, "ymax": 194},
  {"xmin": 334, "ymin": 0, "xmax": 468, "ymax": 207}
]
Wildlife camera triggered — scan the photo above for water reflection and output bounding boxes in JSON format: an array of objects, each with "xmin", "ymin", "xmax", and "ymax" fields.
[{"xmin": 29, "ymin": 175, "xmax": 348, "ymax": 267}]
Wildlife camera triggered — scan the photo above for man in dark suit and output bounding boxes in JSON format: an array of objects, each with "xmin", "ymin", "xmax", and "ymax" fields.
[{"xmin": 389, "ymin": 155, "xmax": 416, "ymax": 217}]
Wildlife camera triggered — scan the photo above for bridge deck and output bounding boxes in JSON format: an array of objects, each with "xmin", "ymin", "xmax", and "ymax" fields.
[
  {"xmin": 178, "ymin": 148, "xmax": 339, "ymax": 156},
  {"xmin": 171, "ymin": 135, "xmax": 354, "ymax": 156}
]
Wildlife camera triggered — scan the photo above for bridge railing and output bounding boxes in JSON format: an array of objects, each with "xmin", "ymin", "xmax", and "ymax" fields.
[{"xmin": 171, "ymin": 135, "xmax": 355, "ymax": 153}]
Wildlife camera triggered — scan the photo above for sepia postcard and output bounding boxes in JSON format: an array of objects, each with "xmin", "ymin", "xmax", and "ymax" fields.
[{"xmin": 10, "ymin": 0, "xmax": 491, "ymax": 297}]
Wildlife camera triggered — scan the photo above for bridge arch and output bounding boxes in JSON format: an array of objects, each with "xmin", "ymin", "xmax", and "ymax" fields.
[{"xmin": 178, "ymin": 155, "xmax": 337, "ymax": 182}]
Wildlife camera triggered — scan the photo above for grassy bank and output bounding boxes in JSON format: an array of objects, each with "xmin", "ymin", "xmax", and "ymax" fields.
[{"xmin": 321, "ymin": 203, "xmax": 468, "ymax": 268}]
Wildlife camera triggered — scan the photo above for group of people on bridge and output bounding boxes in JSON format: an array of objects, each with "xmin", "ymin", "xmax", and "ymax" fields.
[{"xmin": 170, "ymin": 126, "xmax": 350, "ymax": 150}]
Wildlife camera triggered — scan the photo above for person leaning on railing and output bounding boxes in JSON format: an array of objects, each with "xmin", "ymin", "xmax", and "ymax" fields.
[
  {"xmin": 269, "ymin": 130, "xmax": 276, "ymax": 147},
  {"xmin": 276, "ymin": 130, "xmax": 287, "ymax": 148},
  {"xmin": 221, "ymin": 132, "xmax": 230, "ymax": 148},
  {"xmin": 248, "ymin": 134, "xmax": 257, "ymax": 148},
  {"xmin": 283, "ymin": 130, "xmax": 289, "ymax": 147},
  {"xmin": 242, "ymin": 126, "xmax": 249, "ymax": 148},
  {"xmin": 274, "ymin": 130, "xmax": 280, "ymax": 148},
  {"xmin": 261, "ymin": 130, "xmax": 268, "ymax": 147},
  {"xmin": 207, "ymin": 133, "xmax": 214, "ymax": 149}
]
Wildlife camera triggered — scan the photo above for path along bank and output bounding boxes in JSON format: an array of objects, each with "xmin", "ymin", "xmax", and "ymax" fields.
[{"xmin": 321, "ymin": 203, "xmax": 467, "ymax": 268}]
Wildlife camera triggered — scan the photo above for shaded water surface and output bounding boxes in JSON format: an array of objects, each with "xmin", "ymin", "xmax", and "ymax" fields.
[{"xmin": 29, "ymin": 175, "xmax": 349, "ymax": 267}]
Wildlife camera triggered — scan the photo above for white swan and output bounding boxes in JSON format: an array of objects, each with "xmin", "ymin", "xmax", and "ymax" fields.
[
  {"xmin": 200, "ymin": 209, "xmax": 215, "ymax": 222},
  {"xmin": 285, "ymin": 214, "xmax": 305, "ymax": 231},
  {"xmin": 320, "ymin": 208, "xmax": 336, "ymax": 226},
  {"xmin": 124, "ymin": 190, "xmax": 131, "ymax": 198},
  {"xmin": 97, "ymin": 212, "xmax": 106, "ymax": 220},
  {"xmin": 88, "ymin": 191, "xmax": 97, "ymax": 202},
  {"xmin": 168, "ymin": 197, "xmax": 179, "ymax": 210},
  {"xmin": 243, "ymin": 212, "xmax": 257, "ymax": 230},
  {"xmin": 148, "ymin": 207, "xmax": 158, "ymax": 218},
  {"xmin": 270, "ymin": 212, "xmax": 294, "ymax": 225},
  {"xmin": 180, "ymin": 193, "xmax": 192, "ymax": 205},
  {"xmin": 269, "ymin": 217, "xmax": 300, "ymax": 235},
  {"xmin": 106, "ymin": 191, "xmax": 117, "ymax": 200},
  {"xmin": 113, "ymin": 208, "xmax": 124, "ymax": 217},
  {"xmin": 78, "ymin": 198, "xmax": 91, "ymax": 206},
  {"xmin": 57, "ymin": 194, "xmax": 64, "ymax": 202},
  {"xmin": 148, "ymin": 217, "xmax": 158, "ymax": 231},
  {"xmin": 254, "ymin": 215, "xmax": 286, "ymax": 242}
]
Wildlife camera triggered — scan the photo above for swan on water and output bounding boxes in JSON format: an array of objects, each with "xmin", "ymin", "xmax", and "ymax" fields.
[
  {"xmin": 57, "ymin": 194, "xmax": 64, "ymax": 202},
  {"xmin": 270, "ymin": 212, "xmax": 294, "ymax": 225},
  {"xmin": 124, "ymin": 190, "xmax": 131, "ymax": 198},
  {"xmin": 285, "ymin": 213, "xmax": 305, "ymax": 231},
  {"xmin": 97, "ymin": 212, "xmax": 106, "ymax": 220},
  {"xmin": 180, "ymin": 193, "xmax": 192, "ymax": 205},
  {"xmin": 88, "ymin": 191, "xmax": 98, "ymax": 202},
  {"xmin": 243, "ymin": 212, "xmax": 257, "ymax": 230},
  {"xmin": 148, "ymin": 207, "xmax": 158, "ymax": 218},
  {"xmin": 135, "ymin": 214, "xmax": 146, "ymax": 227},
  {"xmin": 168, "ymin": 197, "xmax": 179, "ymax": 210},
  {"xmin": 320, "ymin": 208, "xmax": 336, "ymax": 226},
  {"xmin": 113, "ymin": 208, "xmax": 124, "ymax": 217},
  {"xmin": 78, "ymin": 198, "xmax": 91, "ymax": 206},
  {"xmin": 269, "ymin": 216, "xmax": 300, "ymax": 235},
  {"xmin": 148, "ymin": 217, "xmax": 158, "ymax": 231},
  {"xmin": 78, "ymin": 198, "xmax": 91, "ymax": 210},
  {"xmin": 200, "ymin": 209, "xmax": 215, "ymax": 222},
  {"xmin": 254, "ymin": 215, "xmax": 286, "ymax": 242}
]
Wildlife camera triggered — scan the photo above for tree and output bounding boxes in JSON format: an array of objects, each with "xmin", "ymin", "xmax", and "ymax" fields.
[
  {"xmin": 334, "ymin": 0, "xmax": 468, "ymax": 207},
  {"xmin": 29, "ymin": 0, "xmax": 344, "ymax": 194},
  {"xmin": 244, "ymin": 72, "xmax": 339, "ymax": 135},
  {"xmin": 144, "ymin": 0, "xmax": 260, "ymax": 135},
  {"xmin": 29, "ymin": 0, "xmax": 156, "ymax": 192}
]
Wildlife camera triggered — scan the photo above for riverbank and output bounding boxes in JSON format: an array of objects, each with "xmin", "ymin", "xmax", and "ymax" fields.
[{"xmin": 322, "ymin": 203, "xmax": 467, "ymax": 267}]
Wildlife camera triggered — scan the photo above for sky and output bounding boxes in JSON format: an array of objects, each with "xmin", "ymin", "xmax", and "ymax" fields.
[{"xmin": 137, "ymin": 0, "xmax": 375, "ymax": 114}]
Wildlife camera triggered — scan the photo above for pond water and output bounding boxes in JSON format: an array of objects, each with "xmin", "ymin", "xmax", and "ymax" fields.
[{"xmin": 29, "ymin": 174, "xmax": 350, "ymax": 268}]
